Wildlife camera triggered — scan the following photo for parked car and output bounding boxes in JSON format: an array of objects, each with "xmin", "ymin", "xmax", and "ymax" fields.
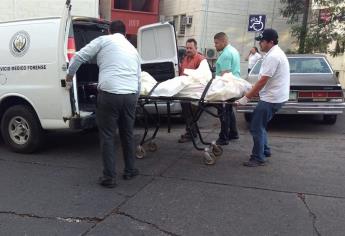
[{"xmin": 236, "ymin": 54, "xmax": 345, "ymax": 124}]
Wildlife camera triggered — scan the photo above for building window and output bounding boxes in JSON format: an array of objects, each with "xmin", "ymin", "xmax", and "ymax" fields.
[
  {"xmin": 114, "ymin": 0, "xmax": 129, "ymax": 10},
  {"xmin": 114, "ymin": 0, "xmax": 155, "ymax": 12},
  {"xmin": 179, "ymin": 14, "xmax": 186, "ymax": 36},
  {"xmin": 132, "ymin": 0, "xmax": 154, "ymax": 12}
]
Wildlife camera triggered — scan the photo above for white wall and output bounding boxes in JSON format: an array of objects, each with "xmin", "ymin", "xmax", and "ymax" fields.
[
  {"xmin": 0, "ymin": 0, "xmax": 99, "ymax": 21},
  {"xmin": 99, "ymin": 0, "xmax": 111, "ymax": 20},
  {"xmin": 327, "ymin": 54, "xmax": 345, "ymax": 88}
]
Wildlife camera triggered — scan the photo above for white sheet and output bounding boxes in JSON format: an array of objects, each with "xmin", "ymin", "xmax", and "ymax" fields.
[{"xmin": 140, "ymin": 60, "xmax": 252, "ymax": 101}]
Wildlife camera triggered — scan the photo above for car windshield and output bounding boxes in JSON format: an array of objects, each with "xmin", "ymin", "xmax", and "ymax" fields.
[{"xmin": 250, "ymin": 57, "xmax": 332, "ymax": 75}]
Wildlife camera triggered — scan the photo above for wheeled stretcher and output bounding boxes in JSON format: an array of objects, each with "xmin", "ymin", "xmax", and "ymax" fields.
[{"xmin": 136, "ymin": 77, "xmax": 237, "ymax": 165}]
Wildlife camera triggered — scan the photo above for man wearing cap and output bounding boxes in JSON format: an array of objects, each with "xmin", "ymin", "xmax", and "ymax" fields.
[
  {"xmin": 213, "ymin": 32, "xmax": 241, "ymax": 146},
  {"xmin": 235, "ymin": 29, "xmax": 290, "ymax": 167}
]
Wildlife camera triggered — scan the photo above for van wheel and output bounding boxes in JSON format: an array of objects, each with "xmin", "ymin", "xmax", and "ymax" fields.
[
  {"xmin": 323, "ymin": 115, "xmax": 337, "ymax": 125},
  {"xmin": 244, "ymin": 113, "xmax": 252, "ymax": 123},
  {"xmin": 1, "ymin": 105, "xmax": 43, "ymax": 153}
]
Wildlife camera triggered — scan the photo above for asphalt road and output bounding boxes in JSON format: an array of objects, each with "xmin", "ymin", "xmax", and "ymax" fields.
[{"xmin": 0, "ymin": 112, "xmax": 345, "ymax": 236}]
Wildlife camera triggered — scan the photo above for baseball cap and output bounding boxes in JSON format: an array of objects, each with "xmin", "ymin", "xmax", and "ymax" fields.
[{"xmin": 255, "ymin": 29, "xmax": 278, "ymax": 42}]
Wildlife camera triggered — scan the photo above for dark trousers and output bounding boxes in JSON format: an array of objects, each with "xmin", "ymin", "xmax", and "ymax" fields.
[
  {"xmin": 217, "ymin": 104, "xmax": 238, "ymax": 141},
  {"xmin": 96, "ymin": 91, "xmax": 138, "ymax": 178},
  {"xmin": 181, "ymin": 102, "xmax": 197, "ymax": 136}
]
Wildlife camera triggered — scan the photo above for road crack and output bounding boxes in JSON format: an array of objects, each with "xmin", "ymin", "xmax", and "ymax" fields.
[
  {"xmin": 297, "ymin": 193, "xmax": 321, "ymax": 236},
  {"xmin": 115, "ymin": 210, "xmax": 181, "ymax": 236},
  {"xmin": 0, "ymin": 158, "xmax": 84, "ymax": 170},
  {"xmin": 158, "ymin": 175, "xmax": 345, "ymax": 200},
  {"xmin": 0, "ymin": 211, "xmax": 101, "ymax": 223}
]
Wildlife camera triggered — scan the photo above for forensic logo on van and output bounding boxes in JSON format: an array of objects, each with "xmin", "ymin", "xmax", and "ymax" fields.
[{"xmin": 9, "ymin": 31, "xmax": 30, "ymax": 57}]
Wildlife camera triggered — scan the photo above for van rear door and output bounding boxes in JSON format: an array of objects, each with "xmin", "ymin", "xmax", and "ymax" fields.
[
  {"xmin": 59, "ymin": 0, "xmax": 80, "ymax": 118},
  {"xmin": 137, "ymin": 22, "xmax": 179, "ymax": 81}
]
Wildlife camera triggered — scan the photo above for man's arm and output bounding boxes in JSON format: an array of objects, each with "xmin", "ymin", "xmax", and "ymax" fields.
[
  {"xmin": 66, "ymin": 37, "xmax": 102, "ymax": 82},
  {"xmin": 246, "ymin": 75, "xmax": 269, "ymax": 99},
  {"xmin": 235, "ymin": 75, "xmax": 270, "ymax": 105}
]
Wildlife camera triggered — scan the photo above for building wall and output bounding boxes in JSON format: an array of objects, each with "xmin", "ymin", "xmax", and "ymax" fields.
[
  {"xmin": 161, "ymin": 0, "xmax": 345, "ymax": 85},
  {"xmin": 0, "ymin": 0, "xmax": 99, "ymax": 21},
  {"xmin": 160, "ymin": 0, "xmax": 297, "ymax": 76},
  {"xmin": 99, "ymin": 0, "xmax": 111, "ymax": 20},
  {"xmin": 327, "ymin": 54, "xmax": 345, "ymax": 88}
]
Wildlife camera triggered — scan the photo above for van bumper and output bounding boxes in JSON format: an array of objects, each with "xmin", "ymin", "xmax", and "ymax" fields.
[{"xmin": 69, "ymin": 113, "xmax": 96, "ymax": 129}]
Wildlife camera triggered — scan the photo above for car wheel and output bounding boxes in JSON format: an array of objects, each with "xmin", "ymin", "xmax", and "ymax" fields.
[
  {"xmin": 323, "ymin": 114, "xmax": 337, "ymax": 125},
  {"xmin": 244, "ymin": 113, "xmax": 252, "ymax": 123},
  {"xmin": 1, "ymin": 105, "xmax": 43, "ymax": 153}
]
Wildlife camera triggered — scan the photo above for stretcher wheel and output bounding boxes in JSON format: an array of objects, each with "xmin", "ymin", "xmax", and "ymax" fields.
[
  {"xmin": 204, "ymin": 152, "xmax": 216, "ymax": 165},
  {"xmin": 147, "ymin": 142, "xmax": 157, "ymax": 152},
  {"xmin": 212, "ymin": 145, "xmax": 223, "ymax": 157},
  {"xmin": 136, "ymin": 145, "xmax": 146, "ymax": 159}
]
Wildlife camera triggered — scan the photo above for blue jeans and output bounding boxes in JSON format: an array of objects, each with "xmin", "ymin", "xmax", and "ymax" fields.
[{"xmin": 250, "ymin": 101, "xmax": 283, "ymax": 162}]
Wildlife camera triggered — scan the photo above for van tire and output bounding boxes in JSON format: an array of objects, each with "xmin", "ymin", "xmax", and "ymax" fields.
[{"xmin": 1, "ymin": 105, "xmax": 43, "ymax": 153}]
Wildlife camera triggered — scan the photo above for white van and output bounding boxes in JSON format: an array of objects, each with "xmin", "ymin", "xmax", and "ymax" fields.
[{"xmin": 0, "ymin": 0, "xmax": 179, "ymax": 153}]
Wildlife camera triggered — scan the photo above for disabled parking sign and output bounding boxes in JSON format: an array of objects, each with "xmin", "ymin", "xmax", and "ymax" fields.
[{"xmin": 248, "ymin": 15, "xmax": 266, "ymax": 32}]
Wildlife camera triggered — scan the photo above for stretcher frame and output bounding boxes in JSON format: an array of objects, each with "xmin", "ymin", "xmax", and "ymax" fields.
[{"xmin": 136, "ymin": 77, "xmax": 237, "ymax": 165}]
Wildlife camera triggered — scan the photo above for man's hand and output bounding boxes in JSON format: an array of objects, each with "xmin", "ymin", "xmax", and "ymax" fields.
[
  {"xmin": 65, "ymin": 74, "xmax": 74, "ymax": 89},
  {"xmin": 235, "ymin": 96, "xmax": 249, "ymax": 106},
  {"xmin": 65, "ymin": 74, "xmax": 74, "ymax": 83}
]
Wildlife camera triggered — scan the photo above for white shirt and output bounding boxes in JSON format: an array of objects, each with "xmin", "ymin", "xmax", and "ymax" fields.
[
  {"xmin": 248, "ymin": 52, "xmax": 262, "ymax": 69},
  {"xmin": 68, "ymin": 33, "xmax": 141, "ymax": 94},
  {"xmin": 259, "ymin": 45, "xmax": 290, "ymax": 103}
]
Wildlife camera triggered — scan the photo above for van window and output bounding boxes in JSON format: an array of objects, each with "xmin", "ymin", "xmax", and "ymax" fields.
[{"xmin": 73, "ymin": 23, "xmax": 108, "ymax": 50}]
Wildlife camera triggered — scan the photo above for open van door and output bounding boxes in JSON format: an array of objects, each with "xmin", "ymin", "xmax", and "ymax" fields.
[
  {"xmin": 59, "ymin": 0, "xmax": 80, "ymax": 118},
  {"xmin": 137, "ymin": 22, "xmax": 182, "ymax": 115},
  {"xmin": 137, "ymin": 22, "xmax": 179, "ymax": 82}
]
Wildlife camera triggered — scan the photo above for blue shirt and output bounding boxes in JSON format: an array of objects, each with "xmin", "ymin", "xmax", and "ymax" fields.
[
  {"xmin": 67, "ymin": 33, "xmax": 141, "ymax": 94},
  {"xmin": 215, "ymin": 44, "xmax": 241, "ymax": 77}
]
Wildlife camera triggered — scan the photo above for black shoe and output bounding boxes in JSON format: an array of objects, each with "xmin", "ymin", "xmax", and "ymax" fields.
[
  {"xmin": 178, "ymin": 134, "xmax": 192, "ymax": 143},
  {"xmin": 98, "ymin": 177, "xmax": 117, "ymax": 188},
  {"xmin": 229, "ymin": 135, "xmax": 239, "ymax": 140},
  {"xmin": 243, "ymin": 159, "xmax": 266, "ymax": 167},
  {"xmin": 264, "ymin": 152, "xmax": 271, "ymax": 157},
  {"xmin": 123, "ymin": 168, "xmax": 139, "ymax": 180},
  {"xmin": 216, "ymin": 138, "xmax": 229, "ymax": 146}
]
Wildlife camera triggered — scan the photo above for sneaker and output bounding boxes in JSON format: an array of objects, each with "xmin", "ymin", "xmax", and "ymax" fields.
[
  {"xmin": 216, "ymin": 138, "xmax": 229, "ymax": 146},
  {"xmin": 123, "ymin": 168, "xmax": 139, "ymax": 180},
  {"xmin": 98, "ymin": 177, "xmax": 117, "ymax": 188},
  {"xmin": 243, "ymin": 159, "xmax": 266, "ymax": 167}
]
